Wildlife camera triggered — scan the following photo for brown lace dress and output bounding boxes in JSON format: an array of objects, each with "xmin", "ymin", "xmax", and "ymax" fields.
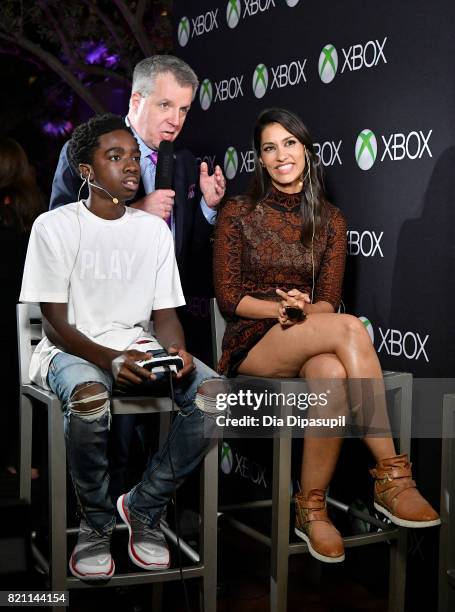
[{"xmin": 213, "ymin": 186, "xmax": 347, "ymax": 376}]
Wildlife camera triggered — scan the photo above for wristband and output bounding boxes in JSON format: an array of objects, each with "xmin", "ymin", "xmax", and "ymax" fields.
[{"xmin": 111, "ymin": 354, "xmax": 126, "ymax": 379}]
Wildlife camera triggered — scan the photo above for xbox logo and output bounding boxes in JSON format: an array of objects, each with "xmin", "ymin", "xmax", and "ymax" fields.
[
  {"xmin": 224, "ymin": 146, "xmax": 239, "ymax": 179},
  {"xmin": 319, "ymin": 44, "xmax": 338, "ymax": 83},
  {"xmin": 252, "ymin": 63, "xmax": 268, "ymax": 98},
  {"xmin": 286, "ymin": 0, "xmax": 300, "ymax": 6},
  {"xmin": 220, "ymin": 442, "xmax": 234, "ymax": 474},
  {"xmin": 226, "ymin": 0, "xmax": 241, "ymax": 28},
  {"xmin": 355, "ymin": 129, "xmax": 377, "ymax": 170},
  {"xmin": 199, "ymin": 78, "xmax": 213, "ymax": 111},
  {"xmin": 359, "ymin": 316, "xmax": 374, "ymax": 344},
  {"xmin": 178, "ymin": 17, "xmax": 190, "ymax": 47}
]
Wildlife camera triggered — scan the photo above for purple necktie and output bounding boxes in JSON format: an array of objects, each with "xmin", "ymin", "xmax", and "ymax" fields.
[
  {"xmin": 149, "ymin": 151, "xmax": 171, "ymax": 228},
  {"xmin": 149, "ymin": 150, "xmax": 158, "ymax": 166}
]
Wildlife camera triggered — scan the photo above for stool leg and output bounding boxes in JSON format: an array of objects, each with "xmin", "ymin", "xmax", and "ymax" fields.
[
  {"xmin": 19, "ymin": 393, "xmax": 33, "ymax": 503},
  {"xmin": 48, "ymin": 399, "xmax": 67, "ymax": 591},
  {"xmin": 439, "ymin": 396, "xmax": 455, "ymax": 612},
  {"xmin": 201, "ymin": 440, "xmax": 219, "ymax": 612},
  {"xmin": 270, "ymin": 436, "xmax": 292, "ymax": 612},
  {"xmin": 388, "ymin": 528, "xmax": 407, "ymax": 612},
  {"xmin": 397, "ymin": 375, "xmax": 412, "ymax": 456},
  {"xmin": 387, "ymin": 373, "xmax": 411, "ymax": 612},
  {"xmin": 152, "ymin": 583, "xmax": 163, "ymax": 611}
]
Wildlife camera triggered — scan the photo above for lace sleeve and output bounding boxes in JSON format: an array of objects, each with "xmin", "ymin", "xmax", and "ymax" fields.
[
  {"xmin": 213, "ymin": 199, "xmax": 246, "ymax": 318},
  {"xmin": 314, "ymin": 207, "xmax": 347, "ymax": 309}
]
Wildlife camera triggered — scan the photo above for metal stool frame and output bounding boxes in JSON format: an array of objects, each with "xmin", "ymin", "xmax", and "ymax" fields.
[
  {"xmin": 18, "ymin": 303, "xmax": 218, "ymax": 611},
  {"xmin": 438, "ymin": 393, "xmax": 455, "ymax": 612},
  {"xmin": 211, "ymin": 299, "xmax": 409, "ymax": 612}
]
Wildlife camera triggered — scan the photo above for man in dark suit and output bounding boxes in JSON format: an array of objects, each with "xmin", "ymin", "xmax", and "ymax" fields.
[{"xmin": 50, "ymin": 55, "xmax": 226, "ymax": 297}]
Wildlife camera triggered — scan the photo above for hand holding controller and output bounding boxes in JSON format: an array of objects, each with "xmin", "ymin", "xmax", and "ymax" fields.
[{"xmin": 136, "ymin": 354, "xmax": 185, "ymax": 374}]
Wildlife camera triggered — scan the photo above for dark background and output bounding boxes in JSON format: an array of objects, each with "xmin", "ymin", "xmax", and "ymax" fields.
[
  {"xmin": 1, "ymin": 1, "xmax": 454, "ymax": 609},
  {"xmin": 172, "ymin": 1, "xmax": 455, "ymax": 609}
]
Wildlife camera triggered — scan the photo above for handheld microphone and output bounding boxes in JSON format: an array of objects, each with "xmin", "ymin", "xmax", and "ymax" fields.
[
  {"xmin": 87, "ymin": 179, "xmax": 119, "ymax": 205},
  {"xmin": 155, "ymin": 141, "xmax": 174, "ymax": 190}
]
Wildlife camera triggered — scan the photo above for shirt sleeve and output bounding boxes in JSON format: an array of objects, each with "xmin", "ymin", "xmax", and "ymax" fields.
[
  {"xmin": 200, "ymin": 197, "xmax": 217, "ymax": 225},
  {"xmin": 213, "ymin": 200, "xmax": 245, "ymax": 318},
  {"xmin": 152, "ymin": 222, "xmax": 186, "ymax": 310},
  {"xmin": 314, "ymin": 207, "xmax": 347, "ymax": 310},
  {"xmin": 19, "ymin": 220, "xmax": 70, "ymax": 303}
]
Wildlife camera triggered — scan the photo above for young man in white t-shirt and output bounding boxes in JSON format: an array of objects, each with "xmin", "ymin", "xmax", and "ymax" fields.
[{"xmin": 20, "ymin": 114, "xmax": 220, "ymax": 581}]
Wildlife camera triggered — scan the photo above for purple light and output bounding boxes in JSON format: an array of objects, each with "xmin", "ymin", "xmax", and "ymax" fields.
[
  {"xmin": 42, "ymin": 120, "xmax": 73, "ymax": 137},
  {"xmin": 82, "ymin": 41, "xmax": 119, "ymax": 68}
]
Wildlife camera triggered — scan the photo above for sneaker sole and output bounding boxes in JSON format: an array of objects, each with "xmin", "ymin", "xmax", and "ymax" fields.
[
  {"xmin": 69, "ymin": 555, "xmax": 115, "ymax": 582},
  {"xmin": 294, "ymin": 528, "xmax": 345, "ymax": 563},
  {"xmin": 117, "ymin": 495, "xmax": 170, "ymax": 571},
  {"xmin": 374, "ymin": 502, "xmax": 441, "ymax": 528}
]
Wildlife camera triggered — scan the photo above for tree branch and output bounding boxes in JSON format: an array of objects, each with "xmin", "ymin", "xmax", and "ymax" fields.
[
  {"xmin": 112, "ymin": 0, "xmax": 152, "ymax": 57},
  {"xmin": 73, "ymin": 62, "xmax": 130, "ymax": 85},
  {"xmin": 0, "ymin": 31, "xmax": 106, "ymax": 113},
  {"xmin": 81, "ymin": 0, "xmax": 125, "ymax": 56},
  {"xmin": 38, "ymin": 0, "xmax": 79, "ymax": 66},
  {"xmin": 136, "ymin": 0, "xmax": 147, "ymax": 23},
  {"xmin": 0, "ymin": 44, "xmax": 44, "ymax": 70},
  {"xmin": 52, "ymin": 1, "xmax": 131, "ymax": 80}
]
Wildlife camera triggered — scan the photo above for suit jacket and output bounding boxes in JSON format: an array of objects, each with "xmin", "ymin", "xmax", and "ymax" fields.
[{"xmin": 50, "ymin": 141, "xmax": 213, "ymax": 296}]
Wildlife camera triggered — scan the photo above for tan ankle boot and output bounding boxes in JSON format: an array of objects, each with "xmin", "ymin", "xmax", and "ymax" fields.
[
  {"xmin": 295, "ymin": 489, "xmax": 345, "ymax": 563},
  {"xmin": 370, "ymin": 454, "xmax": 440, "ymax": 528}
]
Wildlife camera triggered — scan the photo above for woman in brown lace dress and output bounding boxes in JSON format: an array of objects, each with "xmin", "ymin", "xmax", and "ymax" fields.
[{"xmin": 213, "ymin": 108, "xmax": 439, "ymax": 564}]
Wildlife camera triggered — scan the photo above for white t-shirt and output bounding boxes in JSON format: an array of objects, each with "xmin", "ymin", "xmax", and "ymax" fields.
[{"xmin": 20, "ymin": 202, "xmax": 185, "ymax": 388}]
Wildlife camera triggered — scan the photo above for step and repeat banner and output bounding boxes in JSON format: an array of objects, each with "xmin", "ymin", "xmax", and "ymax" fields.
[
  {"xmin": 174, "ymin": 0, "xmax": 455, "ymax": 378},
  {"xmin": 173, "ymin": 3, "xmax": 455, "ymax": 595}
]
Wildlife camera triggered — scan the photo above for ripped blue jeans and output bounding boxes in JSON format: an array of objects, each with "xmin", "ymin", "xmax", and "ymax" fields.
[{"xmin": 47, "ymin": 351, "xmax": 220, "ymax": 535}]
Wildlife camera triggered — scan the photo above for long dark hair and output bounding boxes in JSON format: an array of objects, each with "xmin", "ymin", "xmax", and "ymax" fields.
[
  {"xmin": 0, "ymin": 137, "xmax": 43, "ymax": 232},
  {"xmin": 248, "ymin": 108, "xmax": 328, "ymax": 245}
]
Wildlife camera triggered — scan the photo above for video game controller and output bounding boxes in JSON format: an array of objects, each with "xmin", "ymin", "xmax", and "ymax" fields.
[{"xmin": 137, "ymin": 355, "xmax": 185, "ymax": 374}]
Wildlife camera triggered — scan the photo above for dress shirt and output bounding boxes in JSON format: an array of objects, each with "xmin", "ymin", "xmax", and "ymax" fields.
[{"xmin": 126, "ymin": 120, "xmax": 217, "ymax": 234}]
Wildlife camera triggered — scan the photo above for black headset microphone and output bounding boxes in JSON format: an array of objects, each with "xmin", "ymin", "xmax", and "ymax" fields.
[
  {"xmin": 78, "ymin": 173, "xmax": 120, "ymax": 205},
  {"xmin": 87, "ymin": 178, "xmax": 119, "ymax": 205}
]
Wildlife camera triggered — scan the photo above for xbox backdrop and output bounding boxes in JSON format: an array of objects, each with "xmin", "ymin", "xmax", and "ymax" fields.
[
  {"xmin": 174, "ymin": 0, "xmax": 455, "ymax": 379},
  {"xmin": 173, "ymin": 2, "xmax": 454, "ymax": 600}
]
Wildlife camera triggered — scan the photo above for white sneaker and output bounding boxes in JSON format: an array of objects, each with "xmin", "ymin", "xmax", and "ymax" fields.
[
  {"xmin": 117, "ymin": 493, "xmax": 170, "ymax": 570},
  {"xmin": 69, "ymin": 519, "xmax": 114, "ymax": 581}
]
